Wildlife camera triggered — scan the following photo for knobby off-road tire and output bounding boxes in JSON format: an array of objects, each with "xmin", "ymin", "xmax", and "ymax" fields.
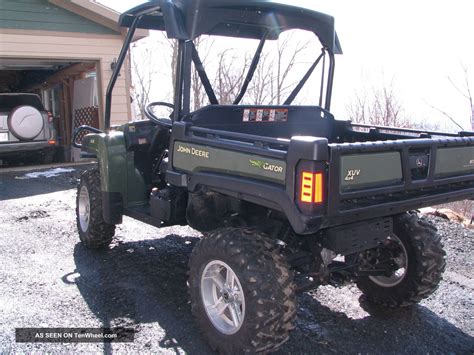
[
  {"xmin": 188, "ymin": 228, "xmax": 297, "ymax": 353},
  {"xmin": 357, "ymin": 211, "xmax": 446, "ymax": 308},
  {"xmin": 76, "ymin": 169, "xmax": 115, "ymax": 249}
]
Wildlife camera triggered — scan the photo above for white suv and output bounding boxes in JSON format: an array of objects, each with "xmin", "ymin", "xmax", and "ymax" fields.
[{"xmin": 0, "ymin": 93, "xmax": 57, "ymax": 164}]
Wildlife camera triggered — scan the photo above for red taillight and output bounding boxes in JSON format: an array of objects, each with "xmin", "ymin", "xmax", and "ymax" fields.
[
  {"xmin": 300, "ymin": 171, "xmax": 324, "ymax": 204},
  {"xmin": 300, "ymin": 172, "xmax": 314, "ymax": 203},
  {"xmin": 47, "ymin": 111, "xmax": 53, "ymax": 123}
]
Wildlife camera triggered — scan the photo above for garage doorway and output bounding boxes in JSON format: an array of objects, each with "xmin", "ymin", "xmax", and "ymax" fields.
[{"xmin": 0, "ymin": 58, "xmax": 100, "ymax": 163}]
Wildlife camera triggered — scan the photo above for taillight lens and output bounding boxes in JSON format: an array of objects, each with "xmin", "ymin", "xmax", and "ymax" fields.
[
  {"xmin": 299, "ymin": 171, "xmax": 324, "ymax": 204},
  {"xmin": 300, "ymin": 172, "xmax": 314, "ymax": 203},
  {"xmin": 47, "ymin": 112, "xmax": 53, "ymax": 123},
  {"xmin": 296, "ymin": 161, "xmax": 327, "ymax": 215},
  {"xmin": 314, "ymin": 172, "xmax": 324, "ymax": 204}
]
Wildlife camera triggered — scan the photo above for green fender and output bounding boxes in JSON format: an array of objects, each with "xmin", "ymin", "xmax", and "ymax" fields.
[{"xmin": 81, "ymin": 131, "xmax": 147, "ymax": 209}]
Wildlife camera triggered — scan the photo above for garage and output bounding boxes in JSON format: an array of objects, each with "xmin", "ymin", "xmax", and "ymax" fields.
[{"xmin": 0, "ymin": 0, "xmax": 147, "ymax": 163}]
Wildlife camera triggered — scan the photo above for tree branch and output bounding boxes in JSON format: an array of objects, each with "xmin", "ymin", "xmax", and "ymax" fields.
[{"xmin": 424, "ymin": 101, "xmax": 465, "ymax": 131}]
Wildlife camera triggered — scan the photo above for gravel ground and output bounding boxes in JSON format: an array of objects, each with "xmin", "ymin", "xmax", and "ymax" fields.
[{"xmin": 0, "ymin": 164, "xmax": 473, "ymax": 354}]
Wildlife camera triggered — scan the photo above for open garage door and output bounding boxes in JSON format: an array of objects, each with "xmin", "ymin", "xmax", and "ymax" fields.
[{"xmin": 0, "ymin": 58, "xmax": 100, "ymax": 164}]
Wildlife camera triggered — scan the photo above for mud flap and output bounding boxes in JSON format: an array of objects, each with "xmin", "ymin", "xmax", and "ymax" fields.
[{"xmin": 320, "ymin": 217, "xmax": 393, "ymax": 255}]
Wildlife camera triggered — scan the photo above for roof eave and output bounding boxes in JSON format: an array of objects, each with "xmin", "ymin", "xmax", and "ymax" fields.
[{"xmin": 48, "ymin": 0, "xmax": 149, "ymax": 41}]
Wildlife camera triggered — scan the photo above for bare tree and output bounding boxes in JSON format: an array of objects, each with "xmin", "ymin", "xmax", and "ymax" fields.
[
  {"xmin": 347, "ymin": 81, "xmax": 409, "ymax": 127},
  {"xmin": 448, "ymin": 64, "xmax": 473, "ymax": 129},
  {"xmin": 272, "ymin": 34, "xmax": 311, "ymax": 104},
  {"xmin": 152, "ymin": 38, "xmax": 250, "ymax": 107},
  {"xmin": 426, "ymin": 63, "xmax": 472, "ymax": 131},
  {"xmin": 156, "ymin": 35, "xmax": 214, "ymax": 111},
  {"xmin": 131, "ymin": 31, "xmax": 314, "ymax": 113},
  {"xmin": 430, "ymin": 64, "xmax": 474, "ymax": 222},
  {"xmin": 169, "ymin": 39, "xmax": 179, "ymax": 94},
  {"xmin": 244, "ymin": 33, "xmax": 312, "ymax": 105},
  {"xmin": 213, "ymin": 49, "xmax": 251, "ymax": 104},
  {"xmin": 247, "ymin": 52, "xmax": 274, "ymax": 105},
  {"xmin": 130, "ymin": 42, "xmax": 157, "ymax": 120}
]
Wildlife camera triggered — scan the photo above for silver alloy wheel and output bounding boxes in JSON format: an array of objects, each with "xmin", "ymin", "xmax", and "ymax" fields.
[
  {"xmin": 78, "ymin": 185, "xmax": 90, "ymax": 232},
  {"xmin": 369, "ymin": 235, "xmax": 408, "ymax": 287},
  {"xmin": 200, "ymin": 260, "xmax": 245, "ymax": 335}
]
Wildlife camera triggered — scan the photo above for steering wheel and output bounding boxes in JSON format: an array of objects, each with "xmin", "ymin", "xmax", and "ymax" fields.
[{"xmin": 144, "ymin": 101, "xmax": 174, "ymax": 129}]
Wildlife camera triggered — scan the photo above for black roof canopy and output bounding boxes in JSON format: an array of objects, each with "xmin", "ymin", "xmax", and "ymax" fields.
[{"xmin": 119, "ymin": 0, "xmax": 342, "ymax": 54}]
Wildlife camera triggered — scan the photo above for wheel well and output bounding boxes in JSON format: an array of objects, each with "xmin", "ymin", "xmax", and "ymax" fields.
[{"xmin": 185, "ymin": 187, "xmax": 282, "ymax": 233}]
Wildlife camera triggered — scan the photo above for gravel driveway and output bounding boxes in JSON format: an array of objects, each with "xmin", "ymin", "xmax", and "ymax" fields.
[{"xmin": 0, "ymin": 165, "xmax": 473, "ymax": 354}]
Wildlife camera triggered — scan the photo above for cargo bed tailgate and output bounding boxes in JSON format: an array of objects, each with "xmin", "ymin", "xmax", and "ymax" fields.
[{"xmin": 327, "ymin": 137, "xmax": 474, "ymax": 223}]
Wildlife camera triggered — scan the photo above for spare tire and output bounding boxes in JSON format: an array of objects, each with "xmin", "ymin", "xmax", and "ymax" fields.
[{"xmin": 8, "ymin": 105, "xmax": 44, "ymax": 140}]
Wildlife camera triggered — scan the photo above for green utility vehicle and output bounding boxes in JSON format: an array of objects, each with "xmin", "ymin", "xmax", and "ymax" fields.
[{"xmin": 74, "ymin": 1, "xmax": 474, "ymax": 352}]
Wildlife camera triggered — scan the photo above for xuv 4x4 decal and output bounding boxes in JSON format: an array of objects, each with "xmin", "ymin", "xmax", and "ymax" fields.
[{"xmin": 344, "ymin": 169, "xmax": 361, "ymax": 181}]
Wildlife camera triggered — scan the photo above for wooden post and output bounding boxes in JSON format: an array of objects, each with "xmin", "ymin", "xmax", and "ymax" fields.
[{"xmin": 58, "ymin": 83, "xmax": 67, "ymax": 147}]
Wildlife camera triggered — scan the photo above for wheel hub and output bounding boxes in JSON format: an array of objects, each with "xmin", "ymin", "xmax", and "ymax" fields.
[
  {"xmin": 368, "ymin": 235, "xmax": 408, "ymax": 287},
  {"xmin": 200, "ymin": 260, "xmax": 245, "ymax": 335},
  {"xmin": 78, "ymin": 185, "xmax": 90, "ymax": 232},
  {"xmin": 221, "ymin": 287, "xmax": 239, "ymax": 303}
]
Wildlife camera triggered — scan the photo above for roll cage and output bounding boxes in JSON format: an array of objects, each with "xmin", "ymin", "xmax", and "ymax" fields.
[{"xmin": 105, "ymin": 0, "xmax": 342, "ymax": 130}]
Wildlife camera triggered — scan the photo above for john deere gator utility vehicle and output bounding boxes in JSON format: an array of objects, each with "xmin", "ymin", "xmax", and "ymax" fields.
[{"xmin": 74, "ymin": 1, "xmax": 474, "ymax": 352}]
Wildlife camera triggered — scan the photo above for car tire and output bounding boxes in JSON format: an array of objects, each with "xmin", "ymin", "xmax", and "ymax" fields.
[
  {"xmin": 356, "ymin": 212, "xmax": 446, "ymax": 308},
  {"xmin": 188, "ymin": 228, "xmax": 296, "ymax": 353},
  {"xmin": 41, "ymin": 151, "xmax": 55, "ymax": 164},
  {"xmin": 76, "ymin": 169, "xmax": 115, "ymax": 249}
]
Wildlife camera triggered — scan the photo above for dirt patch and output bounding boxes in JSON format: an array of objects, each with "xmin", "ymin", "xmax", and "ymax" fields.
[{"xmin": 16, "ymin": 210, "xmax": 49, "ymax": 222}]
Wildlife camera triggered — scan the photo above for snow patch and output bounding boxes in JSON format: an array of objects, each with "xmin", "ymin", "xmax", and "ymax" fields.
[{"xmin": 15, "ymin": 168, "xmax": 75, "ymax": 180}]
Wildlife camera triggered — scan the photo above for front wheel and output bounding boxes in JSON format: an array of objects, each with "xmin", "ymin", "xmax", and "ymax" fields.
[
  {"xmin": 76, "ymin": 169, "xmax": 115, "ymax": 249},
  {"xmin": 188, "ymin": 228, "xmax": 296, "ymax": 353},
  {"xmin": 356, "ymin": 212, "xmax": 446, "ymax": 308}
]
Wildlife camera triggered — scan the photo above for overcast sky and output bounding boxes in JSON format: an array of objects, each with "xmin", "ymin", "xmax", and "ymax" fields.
[{"xmin": 97, "ymin": 0, "xmax": 474, "ymax": 130}]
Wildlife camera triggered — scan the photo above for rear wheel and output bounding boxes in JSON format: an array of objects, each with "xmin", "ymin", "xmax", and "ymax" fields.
[
  {"xmin": 41, "ymin": 151, "xmax": 55, "ymax": 164},
  {"xmin": 76, "ymin": 169, "xmax": 115, "ymax": 249},
  {"xmin": 356, "ymin": 212, "xmax": 446, "ymax": 308},
  {"xmin": 188, "ymin": 228, "xmax": 296, "ymax": 353}
]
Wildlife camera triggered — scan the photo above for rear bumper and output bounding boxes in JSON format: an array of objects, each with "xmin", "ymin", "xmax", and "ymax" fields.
[
  {"xmin": 323, "ymin": 185, "xmax": 474, "ymax": 228},
  {"xmin": 0, "ymin": 141, "xmax": 55, "ymax": 157}
]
